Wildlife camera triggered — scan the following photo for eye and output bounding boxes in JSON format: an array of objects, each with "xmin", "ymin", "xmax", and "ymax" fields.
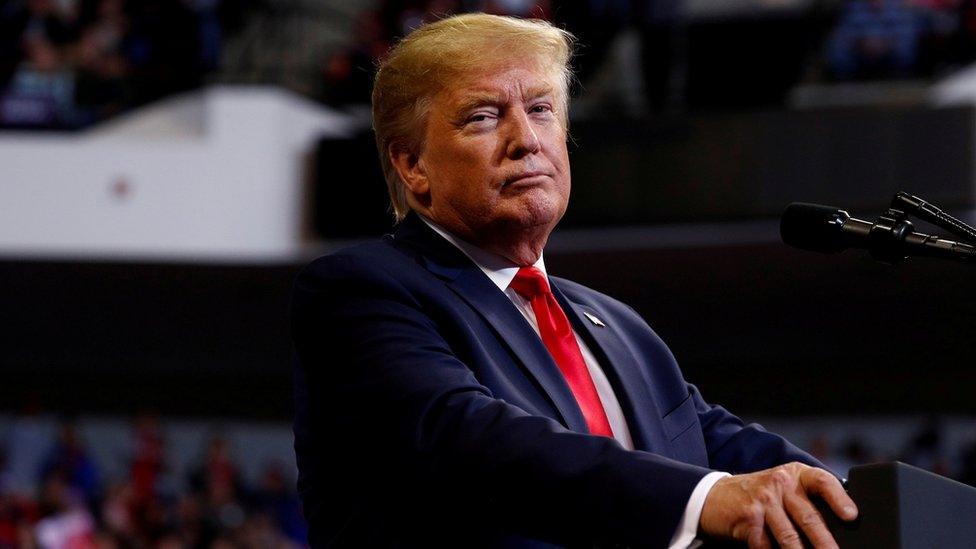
[
  {"xmin": 529, "ymin": 104, "xmax": 554, "ymax": 116},
  {"xmin": 462, "ymin": 110, "xmax": 499, "ymax": 130}
]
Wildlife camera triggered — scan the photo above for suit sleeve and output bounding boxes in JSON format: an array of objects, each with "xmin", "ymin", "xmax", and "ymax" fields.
[
  {"xmin": 604, "ymin": 297, "xmax": 825, "ymax": 478},
  {"xmin": 291, "ymin": 253, "xmax": 715, "ymax": 547},
  {"xmin": 690, "ymin": 384, "xmax": 827, "ymax": 474}
]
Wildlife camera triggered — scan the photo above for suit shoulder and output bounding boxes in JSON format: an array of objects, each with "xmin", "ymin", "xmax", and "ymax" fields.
[
  {"xmin": 550, "ymin": 276, "xmax": 635, "ymax": 315},
  {"xmin": 297, "ymin": 238, "xmax": 416, "ymax": 286}
]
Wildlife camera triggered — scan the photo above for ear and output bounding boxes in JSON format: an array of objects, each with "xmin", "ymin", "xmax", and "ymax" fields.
[{"xmin": 388, "ymin": 142, "xmax": 429, "ymax": 197}]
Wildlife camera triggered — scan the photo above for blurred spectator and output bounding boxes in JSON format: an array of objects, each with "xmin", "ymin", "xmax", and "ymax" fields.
[
  {"xmin": 126, "ymin": 0, "xmax": 203, "ymax": 105},
  {"xmin": 555, "ymin": 0, "xmax": 631, "ymax": 95},
  {"xmin": 189, "ymin": 435, "xmax": 247, "ymax": 543},
  {"xmin": 834, "ymin": 437, "xmax": 877, "ymax": 477},
  {"xmin": 321, "ymin": 10, "xmax": 390, "ymax": 106},
  {"xmin": 4, "ymin": 405, "xmax": 50, "ymax": 498},
  {"xmin": 953, "ymin": 0, "xmax": 976, "ymax": 62},
  {"xmin": 320, "ymin": 0, "xmax": 557, "ymax": 107},
  {"xmin": 129, "ymin": 413, "xmax": 164, "ymax": 506},
  {"xmin": 35, "ymin": 473, "xmax": 96, "ymax": 549},
  {"xmin": 826, "ymin": 0, "xmax": 927, "ymax": 80},
  {"xmin": 98, "ymin": 482, "xmax": 136, "ymax": 544},
  {"xmin": 0, "ymin": 0, "xmax": 79, "ymax": 127},
  {"xmin": 38, "ymin": 423, "xmax": 99, "ymax": 509},
  {"xmin": 0, "ymin": 0, "xmax": 245, "ymax": 129},
  {"xmin": 910, "ymin": 0, "xmax": 960, "ymax": 72},
  {"xmin": 639, "ymin": 0, "xmax": 683, "ymax": 114},
  {"xmin": 0, "ymin": 467, "xmax": 40, "ymax": 549},
  {"xmin": 553, "ymin": 1, "xmax": 686, "ymax": 114},
  {"xmin": 251, "ymin": 462, "xmax": 306, "ymax": 545},
  {"xmin": 189, "ymin": 436, "xmax": 240, "ymax": 504},
  {"xmin": 900, "ymin": 416, "xmax": 952, "ymax": 476},
  {"xmin": 807, "ymin": 433, "xmax": 877, "ymax": 478},
  {"xmin": 72, "ymin": 0, "xmax": 132, "ymax": 125}
]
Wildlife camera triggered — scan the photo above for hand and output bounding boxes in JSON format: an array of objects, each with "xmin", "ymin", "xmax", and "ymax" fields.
[{"xmin": 699, "ymin": 462, "xmax": 857, "ymax": 549}]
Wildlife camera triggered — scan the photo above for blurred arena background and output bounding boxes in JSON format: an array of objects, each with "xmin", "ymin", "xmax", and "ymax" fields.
[{"xmin": 3, "ymin": 0, "xmax": 976, "ymax": 546}]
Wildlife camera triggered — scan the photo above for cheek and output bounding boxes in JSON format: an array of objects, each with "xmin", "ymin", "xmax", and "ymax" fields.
[{"xmin": 550, "ymin": 143, "xmax": 571, "ymax": 189}]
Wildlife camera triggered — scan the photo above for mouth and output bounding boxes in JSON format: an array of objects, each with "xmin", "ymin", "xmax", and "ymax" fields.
[{"xmin": 503, "ymin": 171, "xmax": 550, "ymax": 187}]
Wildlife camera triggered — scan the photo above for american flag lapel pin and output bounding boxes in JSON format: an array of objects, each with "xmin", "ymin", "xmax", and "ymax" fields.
[{"xmin": 583, "ymin": 311, "xmax": 606, "ymax": 327}]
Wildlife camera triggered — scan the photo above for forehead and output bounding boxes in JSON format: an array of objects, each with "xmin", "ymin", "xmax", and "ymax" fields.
[{"xmin": 437, "ymin": 62, "xmax": 561, "ymax": 107}]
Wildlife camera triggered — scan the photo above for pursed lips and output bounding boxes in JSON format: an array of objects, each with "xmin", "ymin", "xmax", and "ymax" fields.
[{"xmin": 503, "ymin": 171, "xmax": 551, "ymax": 187}]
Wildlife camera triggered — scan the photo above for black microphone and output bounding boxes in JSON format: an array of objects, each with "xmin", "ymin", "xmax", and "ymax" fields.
[{"xmin": 781, "ymin": 202, "xmax": 976, "ymax": 263}]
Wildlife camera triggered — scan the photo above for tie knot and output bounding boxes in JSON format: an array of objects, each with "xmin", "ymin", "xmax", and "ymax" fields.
[{"xmin": 509, "ymin": 266, "xmax": 550, "ymax": 299}]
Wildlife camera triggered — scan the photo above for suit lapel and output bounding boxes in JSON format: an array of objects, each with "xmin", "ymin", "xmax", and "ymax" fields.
[
  {"xmin": 392, "ymin": 215, "xmax": 589, "ymax": 433},
  {"xmin": 551, "ymin": 282, "xmax": 671, "ymax": 455}
]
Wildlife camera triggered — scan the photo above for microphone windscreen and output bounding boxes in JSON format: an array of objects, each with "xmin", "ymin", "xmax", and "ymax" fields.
[{"xmin": 780, "ymin": 203, "xmax": 850, "ymax": 253}]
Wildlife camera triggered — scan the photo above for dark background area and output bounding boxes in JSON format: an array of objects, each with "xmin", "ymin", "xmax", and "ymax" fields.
[
  {"xmin": 4, "ymin": 237, "xmax": 973, "ymax": 420},
  {"xmin": 315, "ymin": 105, "xmax": 976, "ymax": 238}
]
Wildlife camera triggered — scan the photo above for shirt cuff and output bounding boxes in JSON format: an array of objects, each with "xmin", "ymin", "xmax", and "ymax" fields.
[{"xmin": 667, "ymin": 471, "xmax": 731, "ymax": 549}]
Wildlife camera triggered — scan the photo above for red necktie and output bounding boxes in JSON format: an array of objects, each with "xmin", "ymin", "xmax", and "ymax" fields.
[{"xmin": 509, "ymin": 266, "xmax": 614, "ymax": 437}]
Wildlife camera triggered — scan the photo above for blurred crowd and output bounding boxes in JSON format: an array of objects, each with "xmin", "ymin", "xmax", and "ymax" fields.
[
  {"xmin": 0, "ymin": 0, "xmax": 247, "ymax": 129},
  {"xmin": 0, "ymin": 414, "xmax": 305, "ymax": 549},
  {"xmin": 10, "ymin": 0, "xmax": 976, "ymax": 129},
  {"xmin": 6, "ymin": 411, "xmax": 976, "ymax": 548},
  {"xmin": 803, "ymin": 417, "xmax": 976, "ymax": 485},
  {"xmin": 322, "ymin": 0, "xmax": 976, "ymax": 111},
  {"xmin": 826, "ymin": 0, "xmax": 976, "ymax": 80},
  {"xmin": 320, "ymin": 0, "xmax": 551, "ymax": 106},
  {"xmin": 321, "ymin": 0, "xmax": 683, "ymax": 112}
]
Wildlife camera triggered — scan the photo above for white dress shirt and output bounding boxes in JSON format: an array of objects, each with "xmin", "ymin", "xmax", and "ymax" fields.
[{"xmin": 419, "ymin": 216, "xmax": 727, "ymax": 548}]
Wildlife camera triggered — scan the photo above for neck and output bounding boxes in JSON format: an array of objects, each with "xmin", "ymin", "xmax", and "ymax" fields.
[
  {"xmin": 480, "ymin": 235, "xmax": 546, "ymax": 266},
  {"xmin": 420, "ymin": 213, "xmax": 550, "ymax": 266}
]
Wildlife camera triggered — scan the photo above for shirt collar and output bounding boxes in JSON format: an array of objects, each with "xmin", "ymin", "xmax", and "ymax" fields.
[{"xmin": 419, "ymin": 215, "xmax": 547, "ymax": 291}]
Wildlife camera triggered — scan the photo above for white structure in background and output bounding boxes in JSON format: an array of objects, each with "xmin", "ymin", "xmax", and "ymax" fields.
[
  {"xmin": 931, "ymin": 63, "xmax": 976, "ymax": 107},
  {"xmin": 0, "ymin": 86, "xmax": 355, "ymax": 261},
  {"xmin": 932, "ymin": 68, "xmax": 976, "ymax": 195}
]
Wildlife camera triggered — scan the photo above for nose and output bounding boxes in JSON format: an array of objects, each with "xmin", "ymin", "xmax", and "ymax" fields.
[{"xmin": 504, "ymin": 110, "xmax": 541, "ymax": 159}]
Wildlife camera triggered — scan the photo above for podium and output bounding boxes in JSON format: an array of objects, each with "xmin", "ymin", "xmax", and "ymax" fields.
[{"xmin": 823, "ymin": 462, "xmax": 976, "ymax": 548}]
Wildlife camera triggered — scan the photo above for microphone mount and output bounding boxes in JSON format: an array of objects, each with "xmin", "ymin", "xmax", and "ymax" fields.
[
  {"xmin": 868, "ymin": 206, "xmax": 916, "ymax": 264},
  {"xmin": 890, "ymin": 191, "xmax": 976, "ymax": 246},
  {"xmin": 783, "ymin": 192, "xmax": 976, "ymax": 265},
  {"xmin": 868, "ymin": 192, "xmax": 976, "ymax": 264}
]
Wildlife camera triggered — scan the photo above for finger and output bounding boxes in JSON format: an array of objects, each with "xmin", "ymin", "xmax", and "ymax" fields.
[
  {"xmin": 764, "ymin": 504, "xmax": 804, "ymax": 549},
  {"xmin": 784, "ymin": 493, "xmax": 838, "ymax": 549},
  {"xmin": 801, "ymin": 468, "xmax": 858, "ymax": 521},
  {"xmin": 746, "ymin": 524, "xmax": 773, "ymax": 549}
]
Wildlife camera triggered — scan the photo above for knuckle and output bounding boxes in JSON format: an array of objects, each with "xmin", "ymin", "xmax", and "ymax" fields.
[
  {"xmin": 732, "ymin": 522, "xmax": 753, "ymax": 541},
  {"xmin": 813, "ymin": 472, "xmax": 834, "ymax": 491},
  {"xmin": 783, "ymin": 461, "xmax": 803, "ymax": 474},
  {"xmin": 771, "ymin": 468, "xmax": 794, "ymax": 488},
  {"xmin": 746, "ymin": 502, "xmax": 766, "ymax": 524},
  {"xmin": 748, "ymin": 531, "xmax": 770, "ymax": 549},
  {"xmin": 747, "ymin": 526, "xmax": 768, "ymax": 548},
  {"xmin": 798, "ymin": 511, "xmax": 823, "ymax": 528},
  {"xmin": 776, "ymin": 528, "xmax": 801, "ymax": 545},
  {"xmin": 757, "ymin": 488, "xmax": 779, "ymax": 507}
]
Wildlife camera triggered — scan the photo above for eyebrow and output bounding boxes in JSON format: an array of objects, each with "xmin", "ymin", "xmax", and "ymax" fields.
[{"xmin": 452, "ymin": 84, "xmax": 555, "ymax": 118}]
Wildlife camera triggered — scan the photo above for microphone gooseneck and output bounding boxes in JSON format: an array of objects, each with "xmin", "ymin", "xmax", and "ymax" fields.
[{"xmin": 781, "ymin": 201, "xmax": 976, "ymax": 264}]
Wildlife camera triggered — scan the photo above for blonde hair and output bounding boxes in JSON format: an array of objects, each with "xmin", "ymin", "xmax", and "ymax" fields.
[{"xmin": 371, "ymin": 13, "xmax": 576, "ymax": 221}]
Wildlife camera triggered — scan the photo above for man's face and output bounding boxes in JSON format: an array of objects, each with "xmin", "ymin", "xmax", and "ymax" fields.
[{"xmin": 405, "ymin": 61, "xmax": 571, "ymax": 250}]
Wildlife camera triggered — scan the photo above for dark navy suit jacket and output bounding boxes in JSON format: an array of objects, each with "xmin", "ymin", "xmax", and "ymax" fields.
[{"xmin": 291, "ymin": 213, "xmax": 821, "ymax": 548}]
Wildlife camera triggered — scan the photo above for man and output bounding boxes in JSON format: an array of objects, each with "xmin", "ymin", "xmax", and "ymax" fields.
[{"xmin": 292, "ymin": 13, "xmax": 857, "ymax": 548}]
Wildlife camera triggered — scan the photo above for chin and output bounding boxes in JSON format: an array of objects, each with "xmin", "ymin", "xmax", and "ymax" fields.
[{"xmin": 502, "ymin": 204, "xmax": 563, "ymax": 233}]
